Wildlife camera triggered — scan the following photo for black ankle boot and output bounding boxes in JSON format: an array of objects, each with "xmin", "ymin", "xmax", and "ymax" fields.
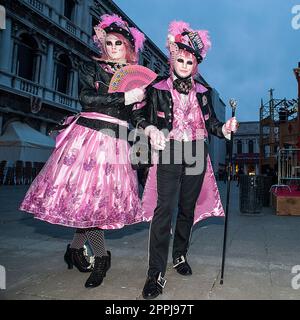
[
  {"xmin": 85, "ymin": 251, "xmax": 111, "ymax": 288},
  {"xmin": 142, "ymin": 272, "xmax": 166, "ymax": 300},
  {"xmin": 173, "ymin": 255, "xmax": 192, "ymax": 276},
  {"xmin": 64, "ymin": 244, "xmax": 92, "ymax": 273}
]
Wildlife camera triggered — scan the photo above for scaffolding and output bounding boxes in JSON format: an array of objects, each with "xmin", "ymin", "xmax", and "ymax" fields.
[{"xmin": 259, "ymin": 89, "xmax": 298, "ymax": 174}]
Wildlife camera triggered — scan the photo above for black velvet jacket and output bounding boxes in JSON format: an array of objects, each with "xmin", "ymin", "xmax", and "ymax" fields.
[
  {"xmin": 132, "ymin": 76, "xmax": 225, "ymax": 142},
  {"xmin": 78, "ymin": 60, "xmax": 136, "ymax": 123}
]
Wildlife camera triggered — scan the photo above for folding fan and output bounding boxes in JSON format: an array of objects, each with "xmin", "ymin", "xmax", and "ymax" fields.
[{"xmin": 108, "ymin": 65, "xmax": 157, "ymax": 93}]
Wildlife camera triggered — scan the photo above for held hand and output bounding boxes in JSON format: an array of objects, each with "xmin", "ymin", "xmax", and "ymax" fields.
[
  {"xmin": 145, "ymin": 125, "xmax": 166, "ymax": 150},
  {"xmin": 124, "ymin": 87, "xmax": 146, "ymax": 105},
  {"xmin": 224, "ymin": 117, "xmax": 239, "ymax": 134},
  {"xmin": 150, "ymin": 130, "xmax": 166, "ymax": 151}
]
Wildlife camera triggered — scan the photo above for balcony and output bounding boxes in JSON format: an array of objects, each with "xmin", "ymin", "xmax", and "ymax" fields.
[
  {"xmin": 28, "ymin": 0, "xmax": 44, "ymax": 12},
  {"xmin": 16, "ymin": 78, "xmax": 41, "ymax": 96},
  {"xmin": 0, "ymin": 70, "xmax": 81, "ymax": 113}
]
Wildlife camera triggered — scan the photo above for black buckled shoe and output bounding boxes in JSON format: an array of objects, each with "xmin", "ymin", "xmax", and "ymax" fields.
[
  {"xmin": 85, "ymin": 251, "xmax": 111, "ymax": 288},
  {"xmin": 64, "ymin": 244, "xmax": 92, "ymax": 273},
  {"xmin": 142, "ymin": 272, "xmax": 166, "ymax": 300},
  {"xmin": 173, "ymin": 255, "xmax": 192, "ymax": 276}
]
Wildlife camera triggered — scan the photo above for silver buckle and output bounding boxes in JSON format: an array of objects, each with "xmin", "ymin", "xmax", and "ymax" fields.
[
  {"xmin": 157, "ymin": 272, "xmax": 167, "ymax": 288},
  {"xmin": 83, "ymin": 245, "xmax": 94, "ymax": 269},
  {"xmin": 173, "ymin": 255, "xmax": 186, "ymax": 268}
]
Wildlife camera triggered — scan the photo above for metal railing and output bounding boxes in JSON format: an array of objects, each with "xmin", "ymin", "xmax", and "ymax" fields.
[
  {"xmin": 1, "ymin": 70, "xmax": 81, "ymax": 112},
  {"xmin": 278, "ymin": 148, "xmax": 300, "ymax": 185}
]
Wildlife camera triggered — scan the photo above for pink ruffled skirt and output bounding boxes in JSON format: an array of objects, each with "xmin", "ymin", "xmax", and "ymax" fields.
[{"xmin": 19, "ymin": 113, "xmax": 147, "ymax": 229}]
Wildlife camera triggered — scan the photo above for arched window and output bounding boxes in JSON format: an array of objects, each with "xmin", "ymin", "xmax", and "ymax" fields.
[
  {"xmin": 248, "ymin": 140, "xmax": 254, "ymax": 154},
  {"xmin": 237, "ymin": 140, "xmax": 243, "ymax": 154},
  {"xmin": 55, "ymin": 54, "xmax": 72, "ymax": 94},
  {"xmin": 16, "ymin": 34, "xmax": 38, "ymax": 81},
  {"xmin": 64, "ymin": 0, "xmax": 76, "ymax": 21}
]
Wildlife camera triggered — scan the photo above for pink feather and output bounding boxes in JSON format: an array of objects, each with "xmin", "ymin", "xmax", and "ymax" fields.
[
  {"xmin": 168, "ymin": 20, "xmax": 191, "ymax": 36},
  {"xmin": 197, "ymin": 30, "xmax": 211, "ymax": 58},
  {"xmin": 130, "ymin": 27, "xmax": 146, "ymax": 53},
  {"xmin": 99, "ymin": 14, "xmax": 124, "ymax": 29}
]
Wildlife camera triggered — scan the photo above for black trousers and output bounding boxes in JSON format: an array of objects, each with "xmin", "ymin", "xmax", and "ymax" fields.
[{"xmin": 148, "ymin": 140, "xmax": 208, "ymax": 277}]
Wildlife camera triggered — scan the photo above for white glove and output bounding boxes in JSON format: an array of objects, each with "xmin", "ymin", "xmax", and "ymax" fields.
[
  {"xmin": 144, "ymin": 125, "xmax": 166, "ymax": 150},
  {"xmin": 222, "ymin": 117, "xmax": 239, "ymax": 140},
  {"xmin": 125, "ymin": 87, "xmax": 145, "ymax": 105}
]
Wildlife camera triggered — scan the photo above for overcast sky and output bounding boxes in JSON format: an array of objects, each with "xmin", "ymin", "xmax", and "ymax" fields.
[{"xmin": 114, "ymin": 0, "xmax": 300, "ymax": 121}]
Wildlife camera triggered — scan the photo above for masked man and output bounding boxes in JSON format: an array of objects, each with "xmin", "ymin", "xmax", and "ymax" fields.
[{"xmin": 132, "ymin": 20, "xmax": 239, "ymax": 299}]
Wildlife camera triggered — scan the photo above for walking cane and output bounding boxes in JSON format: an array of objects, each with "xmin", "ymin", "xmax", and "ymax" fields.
[{"xmin": 220, "ymin": 98, "xmax": 237, "ymax": 285}]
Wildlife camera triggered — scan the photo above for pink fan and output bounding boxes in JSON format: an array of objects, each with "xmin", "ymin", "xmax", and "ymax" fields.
[{"xmin": 108, "ymin": 65, "xmax": 157, "ymax": 93}]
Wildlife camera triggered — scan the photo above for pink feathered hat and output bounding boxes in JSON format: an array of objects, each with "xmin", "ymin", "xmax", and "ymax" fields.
[
  {"xmin": 93, "ymin": 14, "xmax": 145, "ymax": 54},
  {"xmin": 167, "ymin": 20, "xmax": 211, "ymax": 64}
]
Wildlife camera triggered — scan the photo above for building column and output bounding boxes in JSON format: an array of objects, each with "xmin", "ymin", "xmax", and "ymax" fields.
[
  {"xmin": 0, "ymin": 17, "xmax": 12, "ymax": 72},
  {"xmin": 45, "ymin": 42, "xmax": 54, "ymax": 89},
  {"xmin": 0, "ymin": 114, "xmax": 3, "ymax": 135},
  {"xmin": 39, "ymin": 53, "xmax": 47, "ymax": 87},
  {"xmin": 75, "ymin": 1, "xmax": 83, "ymax": 29},
  {"xmin": 11, "ymin": 41, "xmax": 18, "ymax": 74},
  {"xmin": 72, "ymin": 69, "xmax": 78, "ymax": 98},
  {"xmin": 53, "ymin": 64, "xmax": 57, "ymax": 90},
  {"xmin": 80, "ymin": 0, "xmax": 89, "ymax": 34},
  {"xmin": 60, "ymin": 1, "xmax": 64, "ymax": 14},
  {"xmin": 34, "ymin": 53, "xmax": 42, "ymax": 83},
  {"xmin": 68, "ymin": 70, "xmax": 74, "ymax": 96}
]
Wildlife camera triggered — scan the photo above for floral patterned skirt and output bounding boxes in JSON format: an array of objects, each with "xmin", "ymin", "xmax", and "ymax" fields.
[{"xmin": 19, "ymin": 124, "xmax": 146, "ymax": 229}]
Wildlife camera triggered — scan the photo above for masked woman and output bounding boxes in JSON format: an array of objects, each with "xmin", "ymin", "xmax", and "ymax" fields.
[
  {"xmin": 133, "ymin": 21, "xmax": 239, "ymax": 299},
  {"xmin": 19, "ymin": 14, "xmax": 147, "ymax": 289}
]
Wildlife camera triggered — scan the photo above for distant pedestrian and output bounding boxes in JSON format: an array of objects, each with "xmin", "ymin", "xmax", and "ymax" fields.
[
  {"xmin": 223, "ymin": 169, "xmax": 228, "ymax": 184},
  {"xmin": 236, "ymin": 167, "xmax": 244, "ymax": 186}
]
